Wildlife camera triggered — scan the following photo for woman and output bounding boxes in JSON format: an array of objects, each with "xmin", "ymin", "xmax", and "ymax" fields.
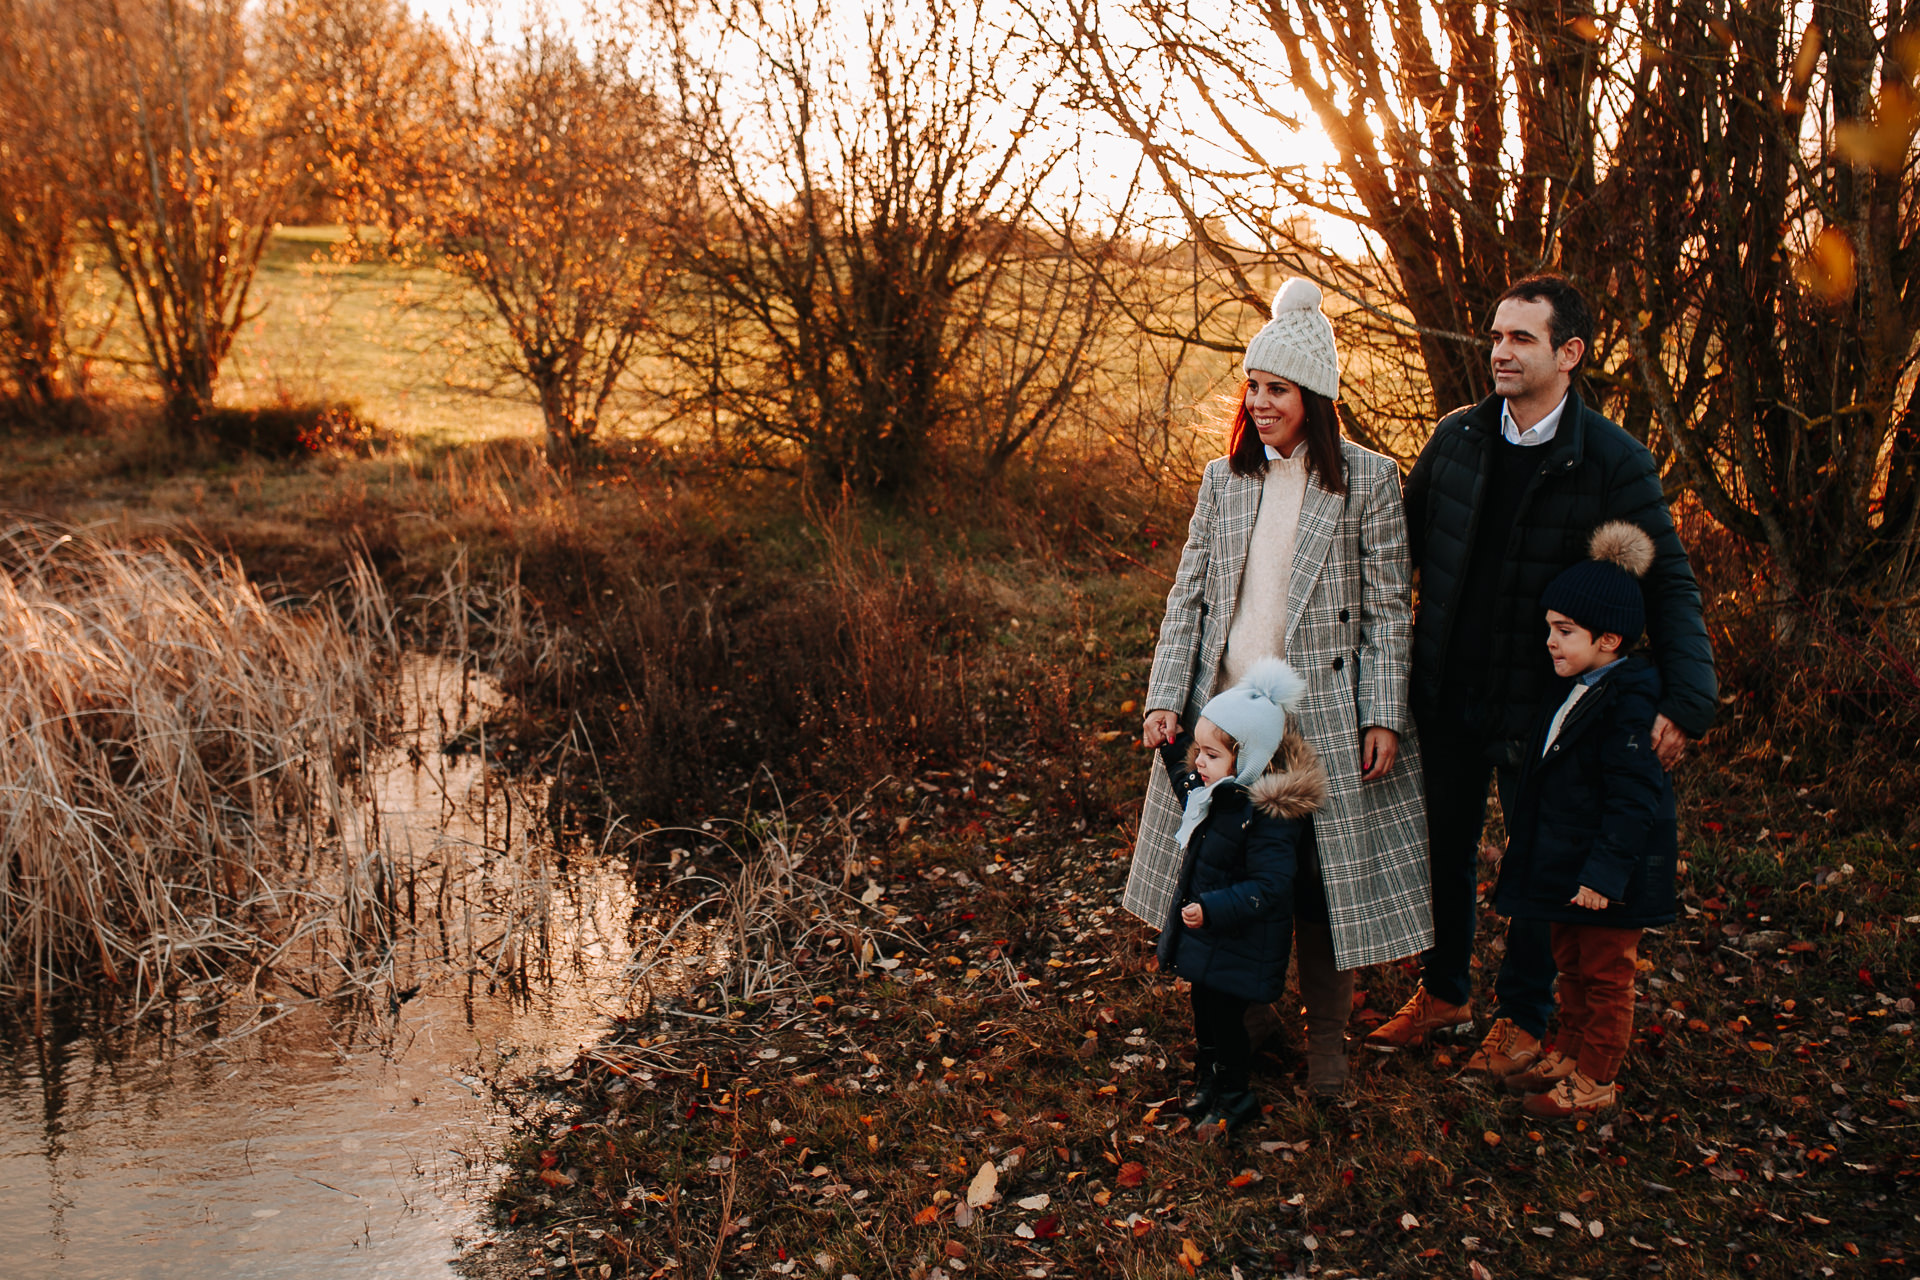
[{"xmin": 1125, "ymin": 278, "xmax": 1433, "ymax": 1098}]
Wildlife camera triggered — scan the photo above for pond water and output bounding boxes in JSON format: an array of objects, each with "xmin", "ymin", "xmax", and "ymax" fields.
[{"xmin": 0, "ymin": 657, "xmax": 651, "ymax": 1279}]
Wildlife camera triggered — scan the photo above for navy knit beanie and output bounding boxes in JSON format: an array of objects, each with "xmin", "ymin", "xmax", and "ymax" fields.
[{"xmin": 1542, "ymin": 522, "xmax": 1656, "ymax": 645}]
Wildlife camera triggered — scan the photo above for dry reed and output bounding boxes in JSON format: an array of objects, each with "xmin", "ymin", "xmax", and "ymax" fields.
[{"xmin": 0, "ymin": 519, "xmax": 397, "ymax": 1015}]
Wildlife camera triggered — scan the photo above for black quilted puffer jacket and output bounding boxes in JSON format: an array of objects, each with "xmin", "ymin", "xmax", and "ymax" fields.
[{"xmin": 1403, "ymin": 391, "xmax": 1717, "ymax": 761}]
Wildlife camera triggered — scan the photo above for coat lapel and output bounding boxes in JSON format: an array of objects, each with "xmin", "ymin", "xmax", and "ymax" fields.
[
  {"xmin": 1540, "ymin": 675, "xmax": 1612, "ymax": 760},
  {"xmin": 1282, "ymin": 477, "xmax": 1346, "ymax": 653},
  {"xmin": 1215, "ymin": 468, "xmax": 1264, "ymax": 612}
]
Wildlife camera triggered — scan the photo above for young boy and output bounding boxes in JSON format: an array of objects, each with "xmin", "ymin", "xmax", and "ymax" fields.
[
  {"xmin": 1156, "ymin": 658, "xmax": 1325, "ymax": 1133},
  {"xmin": 1493, "ymin": 522, "xmax": 1679, "ymax": 1118}
]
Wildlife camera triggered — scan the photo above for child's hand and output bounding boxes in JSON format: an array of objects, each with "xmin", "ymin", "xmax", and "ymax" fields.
[
  {"xmin": 1180, "ymin": 902, "xmax": 1204, "ymax": 928},
  {"xmin": 1570, "ymin": 885, "xmax": 1610, "ymax": 910}
]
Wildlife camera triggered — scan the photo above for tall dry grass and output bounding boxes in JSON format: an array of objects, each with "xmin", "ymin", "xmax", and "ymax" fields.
[{"xmin": 0, "ymin": 520, "xmax": 396, "ymax": 1014}]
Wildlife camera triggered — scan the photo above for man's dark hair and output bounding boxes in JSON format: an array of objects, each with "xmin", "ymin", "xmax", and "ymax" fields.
[{"xmin": 1492, "ymin": 275, "xmax": 1593, "ymax": 363}]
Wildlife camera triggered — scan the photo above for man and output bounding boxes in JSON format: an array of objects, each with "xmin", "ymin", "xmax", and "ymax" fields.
[{"xmin": 1367, "ymin": 276, "xmax": 1717, "ymax": 1080}]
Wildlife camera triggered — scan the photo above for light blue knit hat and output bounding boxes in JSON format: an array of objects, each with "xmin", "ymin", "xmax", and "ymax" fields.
[
  {"xmin": 1173, "ymin": 658, "xmax": 1309, "ymax": 852},
  {"xmin": 1201, "ymin": 657, "xmax": 1309, "ymax": 786}
]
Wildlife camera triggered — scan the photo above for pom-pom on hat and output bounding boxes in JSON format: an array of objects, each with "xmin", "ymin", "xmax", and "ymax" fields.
[
  {"xmin": 1541, "ymin": 521, "xmax": 1657, "ymax": 645},
  {"xmin": 1242, "ymin": 278, "xmax": 1340, "ymax": 400},
  {"xmin": 1198, "ymin": 657, "xmax": 1308, "ymax": 786}
]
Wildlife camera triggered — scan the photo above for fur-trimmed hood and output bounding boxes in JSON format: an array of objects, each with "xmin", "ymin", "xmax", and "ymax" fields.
[{"xmin": 1246, "ymin": 729, "xmax": 1327, "ymax": 820}]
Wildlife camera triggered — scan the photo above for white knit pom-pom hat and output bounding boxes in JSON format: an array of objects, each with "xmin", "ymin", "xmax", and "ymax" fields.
[{"xmin": 1241, "ymin": 277, "xmax": 1339, "ymax": 400}]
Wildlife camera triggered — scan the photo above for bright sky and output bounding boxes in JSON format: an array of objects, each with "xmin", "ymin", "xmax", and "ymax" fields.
[{"xmin": 403, "ymin": 0, "xmax": 1358, "ymax": 256}]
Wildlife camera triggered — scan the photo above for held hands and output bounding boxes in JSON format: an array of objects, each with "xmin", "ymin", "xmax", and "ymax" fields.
[
  {"xmin": 1142, "ymin": 709, "xmax": 1181, "ymax": 748},
  {"xmin": 1570, "ymin": 885, "xmax": 1611, "ymax": 910},
  {"xmin": 1180, "ymin": 902, "xmax": 1205, "ymax": 928},
  {"xmin": 1359, "ymin": 727, "xmax": 1399, "ymax": 781}
]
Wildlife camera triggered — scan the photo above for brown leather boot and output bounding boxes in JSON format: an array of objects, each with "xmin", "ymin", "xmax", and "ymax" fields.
[
  {"xmin": 1363, "ymin": 985, "xmax": 1473, "ymax": 1052},
  {"xmin": 1296, "ymin": 917, "xmax": 1353, "ymax": 1098},
  {"xmin": 1461, "ymin": 1018, "xmax": 1543, "ymax": 1083}
]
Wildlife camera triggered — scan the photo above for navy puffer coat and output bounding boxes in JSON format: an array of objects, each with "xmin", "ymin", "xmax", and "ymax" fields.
[
  {"xmin": 1156, "ymin": 730, "xmax": 1328, "ymax": 1002},
  {"xmin": 1404, "ymin": 391, "xmax": 1717, "ymax": 761},
  {"xmin": 1494, "ymin": 656, "xmax": 1678, "ymax": 929}
]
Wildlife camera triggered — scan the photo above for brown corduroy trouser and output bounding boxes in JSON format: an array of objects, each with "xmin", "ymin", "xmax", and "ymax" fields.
[{"xmin": 1549, "ymin": 922, "xmax": 1644, "ymax": 1084}]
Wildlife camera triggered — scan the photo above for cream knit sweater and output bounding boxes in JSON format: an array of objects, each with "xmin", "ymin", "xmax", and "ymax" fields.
[{"xmin": 1220, "ymin": 448, "xmax": 1309, "ymax": 690}]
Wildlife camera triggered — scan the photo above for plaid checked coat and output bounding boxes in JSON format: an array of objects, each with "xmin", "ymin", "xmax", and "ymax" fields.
[{"xmin": 1124, "ymin": 441, "xmax": 1435, "ymax": 970}]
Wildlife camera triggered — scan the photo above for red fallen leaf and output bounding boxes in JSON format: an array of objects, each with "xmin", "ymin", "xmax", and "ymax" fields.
[
  {"xmin": 1117, "ymin": 1162, "xmax": 1147, "ymax": 1187},
  {"xmin": 1341, "ymin": 1168, "xmax": 1355, "ymax": 1186},
  {"xmin": 1701, "ymin": 821, "xmax": 1724, "ymax": 833},
  {"xmin": 1788, "ymin": 941, "xmax": 1816, "ymax": 953},
  {"xmin": 1228, "ymin": 1173, "xmax": 1256, "ymax": 1189},
  {"xmin": 537, "ymin": 1150, "xmax": 560, "ymax": 1170},
  {"xmin": 538, "ymin": 1168, "xmax": 575, "ymax": 1189},
  {"xmin": 912, "ymin": 1204, "xmax": 941, "ymax": 1225},
  {"xmin": 1858, "ymin": 968, "xmax": 1876, "ymax": 987},
  {"xmin": 943, "ymin": 1242, "xmax": 966, "ymax": 1260},
  {"xmin": 1703, "ymin": 897, "xmax": 1728, "ymax": 911},
  {"xmin": 1033, "ymin": 1214, "xmax": 1061, "ymax": 1238},
  {"xmin": 1419, "ymin": 1248, "xmax": 1442, "ymax": 1258}
]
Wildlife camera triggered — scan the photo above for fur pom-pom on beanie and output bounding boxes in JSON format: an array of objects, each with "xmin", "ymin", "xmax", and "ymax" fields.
[
  {"xmin": 1542, "ymin": 521, "xmax": 1656, "ymax": 645},
  {"xmin": 1199, "ymin": 657, "xmax": 1308, "ymax": 786},
  {"xmin": 1242, "ymin": 278, "xmax": 1339, "ymax": 400}
]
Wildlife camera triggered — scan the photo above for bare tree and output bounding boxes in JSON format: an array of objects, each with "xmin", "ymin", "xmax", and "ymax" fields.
[
  {"xmin": 60, "ymin": 0, "xmax": 301, "ymax": 430},
  {"xmin": 288, "ymin": 2, "xmax": 685, "ymax": 473},
  {"xmin": 657, "ymin": 0, "xmax": 1117, "ymax": 492},
  {"xmin": 0, "ymin": 1, "xmax": 86, "ymax": 409},
  {"xmin": 1065, "ymin": 0, "xmax": 1920, "ymax": 610},
  {"xmin": 1607, "ymin": 2, "xmax": 1920, "ymax": 613}
]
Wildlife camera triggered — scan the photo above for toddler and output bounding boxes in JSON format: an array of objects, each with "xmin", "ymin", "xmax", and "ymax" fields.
[
  {"xmin": 1156, "ymin": 658, "xmax": 1326, "ymax": 1132},
  {"xmin": 1493, "ymin": 522, "xmax": 1679, "ymax": 1117}
]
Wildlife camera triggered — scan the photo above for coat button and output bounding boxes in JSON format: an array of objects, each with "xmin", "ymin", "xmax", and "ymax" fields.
[
  {"xmin": 1332, "ymin": 656, "xmax": 1344, "ymax": 671},
  {"xmin": 1339, "ymin": 609, "xmax": 1350, "ymax": 623}
]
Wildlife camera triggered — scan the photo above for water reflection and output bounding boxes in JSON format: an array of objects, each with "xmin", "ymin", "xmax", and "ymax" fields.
[{"xmin": 0, "ymin": 655, "xmax": 641, "ymax": 1279}]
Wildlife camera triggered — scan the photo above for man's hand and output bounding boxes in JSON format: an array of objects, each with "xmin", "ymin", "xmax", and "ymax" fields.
[
  {"xmin": 1651, "ymin": 713, "xmax": 1687, "ymax": 769},
  {"xmin": 1570, "ymin": 885, "xmax": 1610, "ymax": 910},
  {"xmin": 1360, "ymin": 727, "xmax": 1399, "ymax": 780},
  {"xmin": 1180, "ymin": 902, "xmax": 1205, "ymax": 928},
  {"xmin": 1143, "ymin": 709, "xmax": 1180, "ymax": 748}
]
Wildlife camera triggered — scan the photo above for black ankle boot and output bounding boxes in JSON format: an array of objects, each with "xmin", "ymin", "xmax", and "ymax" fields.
[
  {"xmin": 1196, "ymin": 1088, "xmax": 1261, "ymax": 1134},
  {"xmin": 1179, "ymin": 1062, "xmax": 1220, "ymax": 1118}
]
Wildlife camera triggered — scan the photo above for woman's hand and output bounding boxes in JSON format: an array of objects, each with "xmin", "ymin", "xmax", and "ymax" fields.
[
  {"xmin": 1359, "ymin": 727, "xmax": 1399, "ymax": 780},
  {"xmin": 1143, "ymin": 709, "xmax": 1180, "ymax": 748}
]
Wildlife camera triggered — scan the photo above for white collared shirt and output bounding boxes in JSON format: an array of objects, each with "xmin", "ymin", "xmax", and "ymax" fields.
[{"xmin": 1501, "ymin": 393, "xmax": 1570, "ymax": 447}]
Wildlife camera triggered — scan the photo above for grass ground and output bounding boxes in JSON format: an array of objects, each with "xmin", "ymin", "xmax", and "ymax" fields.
[{"xmin": 465, "ymin": 517, "xmax": 1920, "ymax": 1280}]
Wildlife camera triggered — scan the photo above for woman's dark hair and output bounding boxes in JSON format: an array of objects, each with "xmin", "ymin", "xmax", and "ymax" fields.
[{"xmin": 1226, "ymin": 382, "xmax": 1348, "ymax": 496}]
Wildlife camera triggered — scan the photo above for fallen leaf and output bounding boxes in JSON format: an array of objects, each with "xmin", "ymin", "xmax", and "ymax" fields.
[
  {"xmin": 966, "ymin": 1162, "xmax": 999, "ymax": 1208},
  {"xmin": 1116, "ymin": 1161, "xmax": 1146, "ymax": 1188},
  {"xmin": 1033, "ymin": 1214, "xmax": 1061, "ymax": 1238},
  {"xmin": 1482, "ymin": 1131, "xmax": 1502, "ymax": 1147},
  {"xmin": 1399, "ymin": 1212, "xmax": 1419, "ymax": 1230},
  {"xmin": 1017, "ymin": 1194, "xmax": 1050, "ymax": 1210},
  {"xmin": 1469, "ymin": 1263, "xmax": 1493, "ymax": 1280},
  {"xmin": 1587, "ymin": 1220, "xmax": 1604, "ymax": 1238},
  {"xmin": 1180, "ymin": 1238, "xmax": 1207, "ymax": 1272},
  {"xmin": 1228, "ymin": 1172, "xmax": 1258, "ymax": 1189}
]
